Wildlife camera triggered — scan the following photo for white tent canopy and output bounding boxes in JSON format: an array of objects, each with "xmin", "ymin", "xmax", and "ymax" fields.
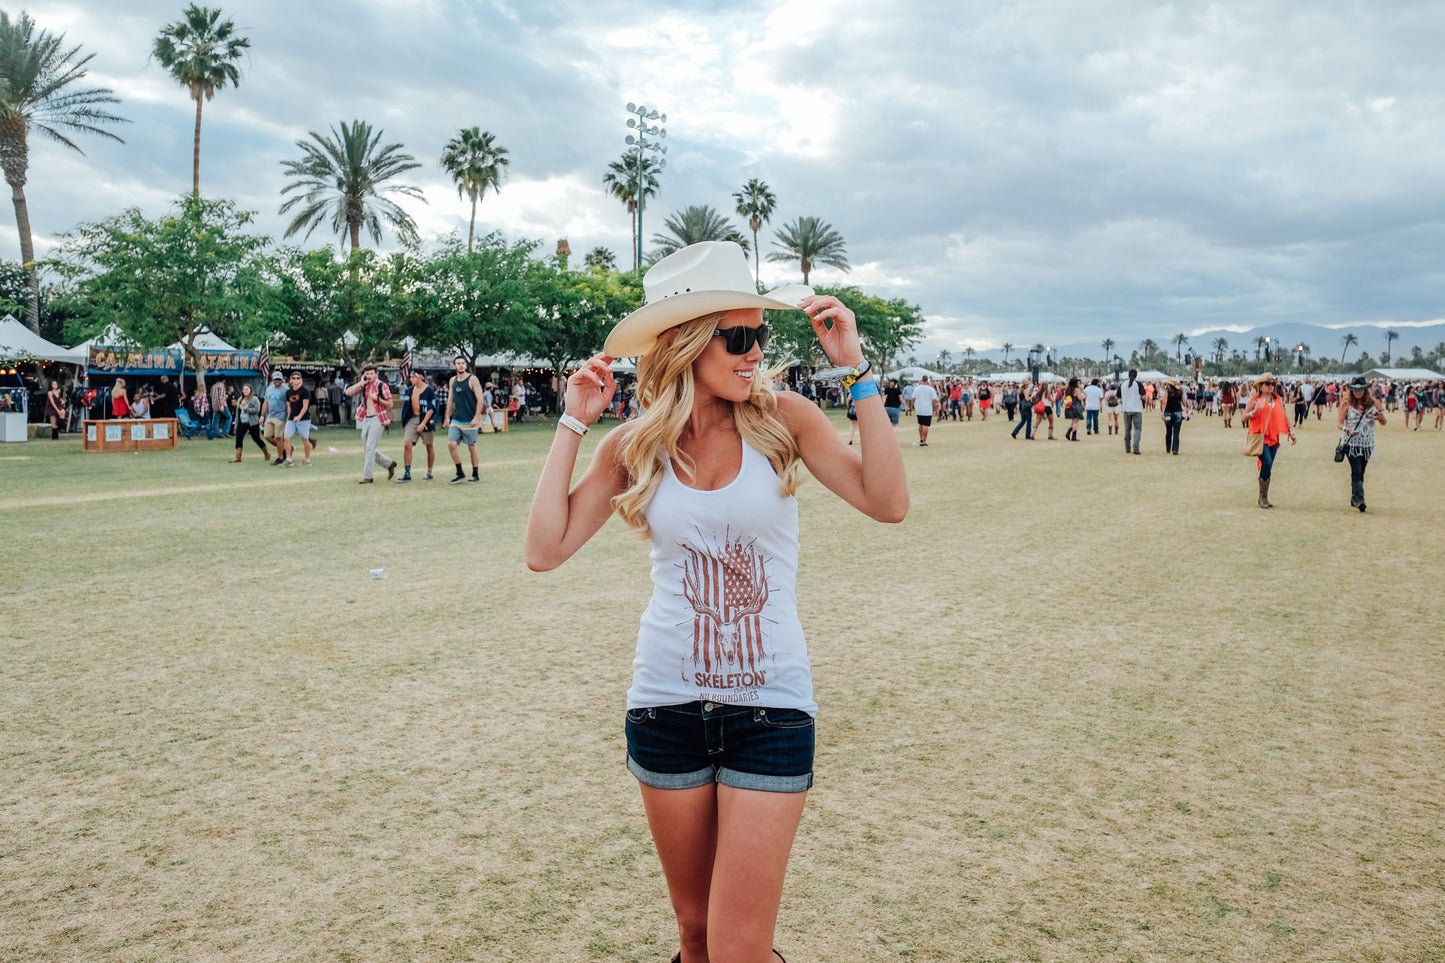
[
  {"xmin": 0, "ymin": 315, "xmax": 87, "ymax": 365},
  {"xmin": 884, "ymin": 365, "xmax": 946, "ymax": 382},
  {"xmin": 1362, "ymin": 367, "xmax": 1442, "ymax": 381}
]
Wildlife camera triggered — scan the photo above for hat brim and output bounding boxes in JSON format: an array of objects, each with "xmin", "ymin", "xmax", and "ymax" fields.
[{"xmin": 604, "ymin": 285, "xmax": 813, "ymax": 358}]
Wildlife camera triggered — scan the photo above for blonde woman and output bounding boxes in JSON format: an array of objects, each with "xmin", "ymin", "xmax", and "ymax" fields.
[
  {"xmin": 1243, "ymin": 372, "xmax": 1297, "ymax": 508},
  {"xmin": 526, "ymin": 242, "xmax": 908, "ymax": 963},
  {"xmin": 110, "ymin": 378, "xmax": 130, "ymax": 418}
]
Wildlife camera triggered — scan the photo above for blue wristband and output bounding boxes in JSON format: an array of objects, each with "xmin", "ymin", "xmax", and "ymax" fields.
[{"xmin": 849, "ymin": 378, "xmax": 880, "ymax": 402}]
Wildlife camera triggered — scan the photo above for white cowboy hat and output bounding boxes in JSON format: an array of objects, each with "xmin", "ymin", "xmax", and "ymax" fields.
[{"xmin": 603, "ymin": 241, "xmax": 812, "ymax": 358}]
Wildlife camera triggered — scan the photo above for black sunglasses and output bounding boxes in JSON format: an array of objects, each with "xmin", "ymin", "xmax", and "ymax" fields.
[{"xmin": 712, "ymin": 323, "xmax": 770, "ymax": 355}]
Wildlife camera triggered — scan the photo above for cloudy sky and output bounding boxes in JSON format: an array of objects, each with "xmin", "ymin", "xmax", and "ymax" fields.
[{"xmin": 21, "ymin": 0, "xmax": 1445, "ymax": 355}]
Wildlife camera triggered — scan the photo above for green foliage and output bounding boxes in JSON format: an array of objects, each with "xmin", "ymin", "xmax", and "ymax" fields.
[
  {"xmin": 650, "ymin": 204, "xmax": 743, "ymax": 259},
  {"xmin": 270, "ymin": 245, "xmax": 419, "ymax": 370},
  {"xmin": 279, "ymin": 119, "xmax": 424, "ymax": 249},
  {"xmin": 524, "ymin": 262, "xmax": 643, "ymax": 409},
  {"xmin": 439, "ymin": 127, "xmax": 509, "ymax": 251},
  {"xmin": 767, "ymin": 284, "xmax": 924, "ymax": 372},
  {"xmin": 151, "ymin": 5, "xmax": 249, "ymax": 101},
  {"xmin": 418, "ymin": 234, "xmax": 537, "ymax": 363},
  {"xmin": 53, "ymin": 195, "xmax": 274, "ymax": 385},
  {"xmin": 767, "ymin": 215, "xmax": 849, "ymax": 285}
]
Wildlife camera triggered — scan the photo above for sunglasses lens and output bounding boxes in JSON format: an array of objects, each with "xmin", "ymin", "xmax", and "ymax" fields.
[{"xmin": 716, "ymin": 324, "xmax": 770, "ymax": 354}]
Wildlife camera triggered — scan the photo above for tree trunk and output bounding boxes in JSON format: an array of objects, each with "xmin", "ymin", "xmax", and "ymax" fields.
[
  {"xmin": 801, "ymin": 257, "xmax": 812, "ymax": 286},
  {"xmin": 9, "ymin": 181, "xmax": 40, "ymax": 333},
  {"xmin": 192, "ymin": 94, "xmax": 203, "ymax": 195},
  {"xmin": 350, "ymin": 220, "xmax": 361, "ymax": 250},
  {"xmin": 468, "ymin": 194, "xmax": 477, "ymax": 253}
]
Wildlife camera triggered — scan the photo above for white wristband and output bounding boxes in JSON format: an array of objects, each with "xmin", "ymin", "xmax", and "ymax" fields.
[{"xmin": 559, "ymin": 412, "xmax": 590, "ymax": 437}]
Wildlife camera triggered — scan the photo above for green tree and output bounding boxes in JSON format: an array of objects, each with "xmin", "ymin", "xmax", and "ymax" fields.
[
  {"xmin": 1212, "ymin": 337, "xmax": 1229, "ymax": 365},
  {"xmin": 767, "ymin": 284, "xmax": 923, "ymax": 374},
  {"xmin": 650, "ymin": 204, "xmax": 742, "ymax": 259},
  {"xmin": 602, "ymin": 152, "xmax": 660, "ymax": 272},
  {"xmin": 417, "ymin": 234, "xmax": 537, "ymax": 365},
  {"xmin": 584, "ymin": 246, "xmax": 616, "ymax": 272},
  {"xmin": 732, "ymin": 177, "xmax": 776, "ymax": 285},
  {"xmin": 525, "ymin": 260, "xmax": 643, "ymax": 410},
  {"xmin": 1002, "ymin": 342, "xmax": 1014, "ymax": 365},
  {"xmin": 1137, "ymin": 339, "xmax": 1160, "ymax": 367},
  {"xmin": 768, "ymin": 216, "xmax": 848, "ymax": 285},
  {"xmin": 1173, "ymin": 332, "xmax": 1189, "ymax": 363},
  {"xmin": 0, "ymin": 11, "xmax": 127, "ymax": 333},
  {"xmin": 55, "ymin": 195, "xmax": 274, "ymax": 393},
  {"xmin": 1384, "ymin": 328, "xmax": 1398, "ymax": 365},
  {"xmin": 1340, "ymin": 332, "xmax": 1358, "ymax": 364},
  {"xmin": 270, "ymin": 246, "xmax": 420, "ymax": 372},
  {"xmin": 151, "ymin": 4, "xmax": 249, "ymax": 195},
  {"xmin": 1100, "ymin": 338, "xmax": 1114, "ymax": 363},
  {"xmin": 439, "ymin": 126, "xmax": 508, "ymax": 253},
  {"xmin": 279, "ymin": 119, "xmax": 424, "ymax": 250}
]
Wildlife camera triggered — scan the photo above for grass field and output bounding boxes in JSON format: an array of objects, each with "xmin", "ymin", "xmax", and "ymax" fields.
[{"xmin": 2, "ymin": 408, "xmax": 1443, "ymax": 962}]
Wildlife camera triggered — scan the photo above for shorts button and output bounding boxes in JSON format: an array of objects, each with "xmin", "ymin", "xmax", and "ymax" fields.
[{"xmin": 703, "ymin": 702, "xmax": 715, "ymax": 712}]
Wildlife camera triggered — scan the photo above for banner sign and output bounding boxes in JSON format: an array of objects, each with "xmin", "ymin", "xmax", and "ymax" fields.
[{"xmin": 89, "ymin": 346, "xmax": 261, "ymax": 376}]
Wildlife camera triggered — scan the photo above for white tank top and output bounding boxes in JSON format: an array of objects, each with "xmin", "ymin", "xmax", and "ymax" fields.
[{"xmin": 627, "ymin": 439, "xmax": 816, "ymax": 715}]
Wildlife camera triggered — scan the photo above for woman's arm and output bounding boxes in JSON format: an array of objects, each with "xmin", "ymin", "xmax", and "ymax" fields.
[
  {"xmin": 779, "ymin": 295, "xmax": 907, "ymax": 523},
  {"xmin": 525, "ymin": 355, "xmax": 625, "ymax": 572}
]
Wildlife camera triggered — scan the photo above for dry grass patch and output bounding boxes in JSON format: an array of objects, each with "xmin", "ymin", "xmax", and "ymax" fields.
[{"xmin": 2, "ymin": 412, "xmax": 1443, "ymax": 961}]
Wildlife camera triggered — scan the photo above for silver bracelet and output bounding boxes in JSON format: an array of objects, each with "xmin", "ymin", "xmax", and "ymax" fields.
[{"xmin": 558, "ymin": 412, "xmax": 590, "ymax": 437}]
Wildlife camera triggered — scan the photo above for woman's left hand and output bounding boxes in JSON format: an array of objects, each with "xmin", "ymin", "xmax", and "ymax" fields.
[{"xmin": 800, "ymin": 295, "xmax": 863, "ymax": 368}]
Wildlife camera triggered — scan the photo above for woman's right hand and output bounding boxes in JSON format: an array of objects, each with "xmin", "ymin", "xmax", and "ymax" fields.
[{"xmin": 564, "ymin": 354, "xmax": 616, "ymax": 426}]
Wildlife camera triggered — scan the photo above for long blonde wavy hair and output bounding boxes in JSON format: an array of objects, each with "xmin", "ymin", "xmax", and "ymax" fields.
[{"xmin": 612, "ymin": 312, "xmax": 801, "ymax": 536}]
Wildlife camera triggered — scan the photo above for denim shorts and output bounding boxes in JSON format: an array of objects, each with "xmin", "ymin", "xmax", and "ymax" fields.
[{"xmin": 626, "ymin": 701, "xmax": 815, "ymax": 794}]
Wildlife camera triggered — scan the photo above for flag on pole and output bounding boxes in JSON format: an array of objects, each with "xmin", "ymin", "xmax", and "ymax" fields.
[
  {"xmin": 258, "ymin": 346, "xmax": 271, "ymax": 381},
  {"xmin": 400, "ymin": 350, "xmax": 412, "ymax": 381}
]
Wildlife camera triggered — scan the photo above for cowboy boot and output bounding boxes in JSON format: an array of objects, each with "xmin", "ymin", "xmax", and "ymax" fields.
[{"xmin": 1258, "ymin": 478, "xmax": 1272, "ymax": 509}]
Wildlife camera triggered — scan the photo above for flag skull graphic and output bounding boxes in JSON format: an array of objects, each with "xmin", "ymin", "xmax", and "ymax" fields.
[{"xmin": 679, "ymin": 534, "xmax": 774, "ymax": 682}]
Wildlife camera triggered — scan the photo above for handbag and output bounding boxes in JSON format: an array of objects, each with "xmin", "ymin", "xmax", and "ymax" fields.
[
  {"xmin": 1335, "ymin": 409, "xmax": 1366, "ymax": 462},
  {"xmin": 1243, "ymin": 400, "xmax": 1272, "ymax": 456},
  {"xmin": 1033, "ymin": 401, "xmax": 1047, "ymax": 415}
]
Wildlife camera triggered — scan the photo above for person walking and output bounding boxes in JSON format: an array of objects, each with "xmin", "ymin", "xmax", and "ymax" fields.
[
  {"xmin": 1161, "ymin": 377, "xmax": 1185, "ymax": 455},
  {"xmin": 525, "ymin": 241, "xmax": 907, "ymax": 963},
  {"xmin": 1083, "ymin": 378, "xmax": 1103, "ymax": 436},
  {"xmin": 345, "ymin": 365, "xmax": 397, "ymax": 484},
  {"xmin": 1337, "ymin": 375, "xmax": 1386, "ymax": 512},
  {"xmin": 44, "ymin": 380, "xmax": 68, "ymax": 439},
  {"xmin": 1219, "ymin": 381, "xmax": 1236, "ymax": 429},
  {"xmin": 444, "ymin": 356, "xmax": 484, "ymax": 484},
  {"xmin": 912, "ymin": 375, "xmax": 939, "ymax": 446},
  {"xmin": 397, "ymin": 369, "xmax": 437, "ymax": 482},
  {"xmin": 1120, "ymin": 369, "xmax": 1145, "ymax": 454},
  {"xmin": 1011, "ymin": 383, "xmax": 1034, "ymax": 439},
  {"xmin": 262, "ymin": 371, "xmax": 289, "ymax": 465},
  {"xmin": 281, "ymin": 372, "xmax": 315, "ymax": 467},
  {"xmin": 230, "ymin": 383, "xmax": 268, "ymax": 462},
  {"xmin": 1062, "ymin": 377, "xmax": 1084, "ymax": 441},
  {"xmin": 1243, "ymin": 372, "xmax": 1296, "ymax": 508},
  {"xmin": 883, "ymin": 380, "xmax": 903, "ymax": 426}
]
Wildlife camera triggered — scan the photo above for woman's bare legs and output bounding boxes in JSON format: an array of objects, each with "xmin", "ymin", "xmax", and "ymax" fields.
[{"xmin": 641, "ymin": 783, "xmax": 807, "ymax": 963}]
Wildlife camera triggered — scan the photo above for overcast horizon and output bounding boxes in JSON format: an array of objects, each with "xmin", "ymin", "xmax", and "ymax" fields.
[{"xmin": 20, "ymin": 0, "xmax": 1445, "ymax": 357}]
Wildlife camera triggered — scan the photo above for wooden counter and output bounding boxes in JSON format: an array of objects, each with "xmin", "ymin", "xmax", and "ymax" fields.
[{"xmin": 83, "ymin": 419, "xmax": 179, "ymax": 452}]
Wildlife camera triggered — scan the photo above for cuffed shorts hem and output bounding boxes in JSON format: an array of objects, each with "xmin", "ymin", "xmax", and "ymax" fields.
[{"xmin": 626, "ymin": 754, "xmax": 813, "ymax": 794}]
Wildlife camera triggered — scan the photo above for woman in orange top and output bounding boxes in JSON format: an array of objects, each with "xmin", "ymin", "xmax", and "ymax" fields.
[{"xmin": 1242, "ymin": 372, "xmax": 1296, "ymax": 508}]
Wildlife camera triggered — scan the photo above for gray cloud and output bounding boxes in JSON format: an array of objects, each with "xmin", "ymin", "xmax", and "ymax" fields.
[{"xmin": 20, "ymin": 0, "xmax": 1445, "ymax": 354}]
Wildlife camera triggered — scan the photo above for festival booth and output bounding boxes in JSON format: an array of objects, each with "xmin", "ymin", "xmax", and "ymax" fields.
[{"xmin": 0, "ymin": 316, "xmax": 89, "ymax": 441}]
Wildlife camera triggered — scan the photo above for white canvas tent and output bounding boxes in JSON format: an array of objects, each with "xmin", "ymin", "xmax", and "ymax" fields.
[
  {"xmin": 1362, "ymin": 367, "xmax": 1441, "ymax": 381},
  {"xmin": 0, "ymin": 315, "xmax": 87, "ymax": 365},
  {"xmin": 884, "ymin": 365, "xmax": 946, "ymax": 382}
]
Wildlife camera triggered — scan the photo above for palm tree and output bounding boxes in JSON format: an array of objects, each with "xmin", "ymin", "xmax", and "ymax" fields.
[
  {"xmin": 0, "ymin": 12, "xmax": 126, "ymax": 333},
  {"xmin": 1001, "ymin": 342, "xmax": 1014, "ymax": 365},
  {"xmin": 732, "ymin": 178, "xmax": 776, "ymax": 285},
  {"xmin": 767, "ymin": 216, "xmax": 848, "ymax": 285},
  {"xmin": 1173, "ymin": 332, "xmax": 1189, "ymax": 362},
  {"xmin": 1384, "ymin": 328, "xmax": 1398, "ymax": 364},
  {"xmin": 279, "ymin": 120, "xmax": 423, "ymax": 249},
  {"xmin": 601, "ymin": 152, "xmax": 660, "ymax": 272},
  {"xmin": 1100, "ymin": 338, "xmax": 1114, "ymax": 363},
  {"xmin": 1254, "ymin": 335, "xmax": 1270, "ymax": 361},
  {"xmin": 650, "ymin": 205, "xmax": 743, "ymax": 259},
  {"xmin": 963, "ymin": 346, "xmax": 976, "ymax": 371},
  {"xmin": 439, "ymin": 127, "xmax": 508, "ymax": 253},
  {"xmin": 1212, "ymin": 337, "xmax": 1229, "ymax": 365},
  {"xmin": 1138, "ymin": 339, "xmax": 1160, "ymax": 366},
  {"xmin": 151, "ymin": 4, "xmax": 249, "ymax": 195},
  {"xmin": 1340, "ymin": 332, "xmax": 1358, "ymax": 364},
  {"xmin": 584, "ymin": 246, "xmax": 616, "ymax": 272}
]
